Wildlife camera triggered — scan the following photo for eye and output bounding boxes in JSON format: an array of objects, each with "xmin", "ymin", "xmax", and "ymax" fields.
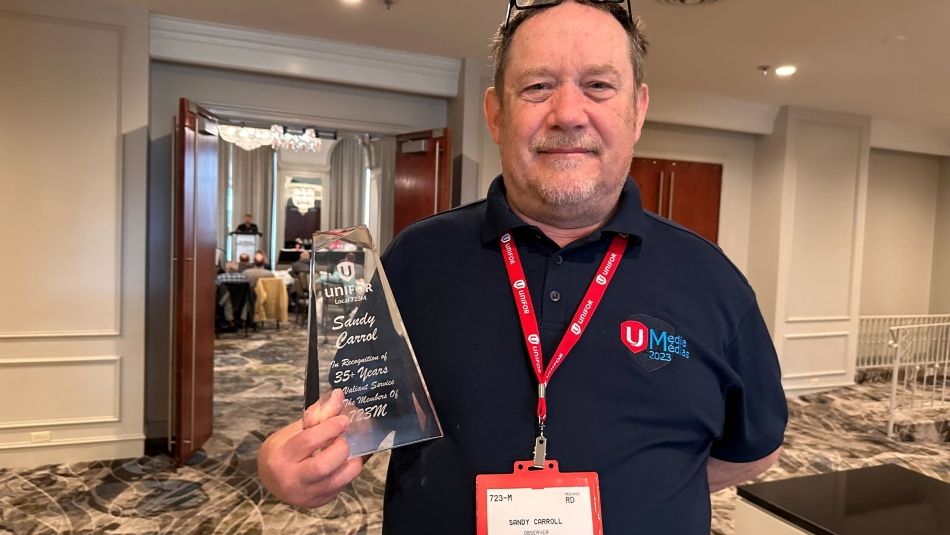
[
  {"xmin": 521, "ymin": 82, "xmax": 554, "ymax": 102},
  {"xmin": 585, "ymin": 80, "xmax": 617, "ymax": 99},
  {"xmin": 588, "ymin": 81, "xmax": 615, "ymax": 91},
  {"xmin": 524, "ymin": 82, "xmax": 551, "ymax": 92}
]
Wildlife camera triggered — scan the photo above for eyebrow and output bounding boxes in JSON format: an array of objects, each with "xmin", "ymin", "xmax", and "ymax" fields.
[
  {"xmin": 585, "ymin": 64, "xmax": 622, "ymax": 78},
  {"xmin": 514, "ymin": 64, "xmax": 623, "ymax": 81}
]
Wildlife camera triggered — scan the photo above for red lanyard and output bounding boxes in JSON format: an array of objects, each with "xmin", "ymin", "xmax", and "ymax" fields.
[{"xmin": 499, "ymin": 232, "xmax": 628, "ymax": 426}]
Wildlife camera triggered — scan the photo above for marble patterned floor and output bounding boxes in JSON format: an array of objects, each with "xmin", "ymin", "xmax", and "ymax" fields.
[{"xmin": 1, "ymin": 322, "xmax": 947, "ymax": 535}]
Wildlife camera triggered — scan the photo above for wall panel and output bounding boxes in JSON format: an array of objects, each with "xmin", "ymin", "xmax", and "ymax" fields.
[
  {"xmin": 0, "ymin": 13, "xmax": 122, "ymax": 337},
  {"xmin": 0, "ymin": 0, "xmax": 148, "ymax": 467},
  {"xmin": 785, "ymin": 121, "xmax": 861, "ymax": 320},
  {"xmin": 0, "ymin": 356, "xmax": 120, "ymax": 429}
]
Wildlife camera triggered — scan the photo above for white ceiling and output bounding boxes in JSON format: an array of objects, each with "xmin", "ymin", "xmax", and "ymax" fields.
[{"xmin": 124, "ymin": 0, "xmax": 950, "ymax": 131}]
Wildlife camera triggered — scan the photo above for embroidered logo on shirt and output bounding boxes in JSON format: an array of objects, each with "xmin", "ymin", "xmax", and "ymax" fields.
[{"xmin": 620, "ymin": 314, "xmax": 690, "ymax": 372}]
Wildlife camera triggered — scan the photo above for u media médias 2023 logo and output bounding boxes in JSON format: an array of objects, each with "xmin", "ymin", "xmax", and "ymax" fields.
[{"xmin": 620, "ymin": 314, "xmax": 690, "ymax": 371}]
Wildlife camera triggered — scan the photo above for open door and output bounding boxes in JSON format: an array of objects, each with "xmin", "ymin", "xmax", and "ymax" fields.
[
  {"xmin": 393, "ymin": 128, "xmax": 452, "ymax": 236},
  {"xmin": 172, "ymin": 98, "xmax": 219, "ymax": 465}
]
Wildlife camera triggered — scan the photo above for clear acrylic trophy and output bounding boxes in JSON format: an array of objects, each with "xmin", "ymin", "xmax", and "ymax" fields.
[{"xmin": 304, "ymin": 225, "xmax": 442, "ymax": 456}]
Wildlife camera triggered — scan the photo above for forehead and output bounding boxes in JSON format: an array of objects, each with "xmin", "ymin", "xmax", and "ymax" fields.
[{"xmin": 506, "ymin": 3, "xmax": 632, "ymax": 80}]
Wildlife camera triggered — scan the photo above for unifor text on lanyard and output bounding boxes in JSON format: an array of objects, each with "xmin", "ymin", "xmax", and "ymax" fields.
[
  {"xmin": 499, "ymin": 230, "xmax": 628, "ymax": 467},
  {"xmin": 473, "ymin": 231, "xmax": 628, "ymax": 535}
]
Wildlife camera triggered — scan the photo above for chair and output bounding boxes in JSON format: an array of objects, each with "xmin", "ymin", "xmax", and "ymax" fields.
[
  {"xmin": 293, "ymin": 271, "xmax": 310, "ymax": 325},
  {"xmin": 216, "ymin": 281, "xmax": 252, "ymax": 336},
  {"xmin": 254, "ymin": 277, "xmax": 289, "ymax": 329}
]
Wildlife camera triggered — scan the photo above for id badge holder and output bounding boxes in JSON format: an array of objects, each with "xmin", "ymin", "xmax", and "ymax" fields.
[{"xmin": 476, "ymin": 460, "xmax": 603, "ymax": 535}]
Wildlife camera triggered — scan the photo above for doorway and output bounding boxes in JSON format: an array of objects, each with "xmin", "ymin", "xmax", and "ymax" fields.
[{"xmin": 167, "ymin": 98, "xmax": 451, "ymax": 465}]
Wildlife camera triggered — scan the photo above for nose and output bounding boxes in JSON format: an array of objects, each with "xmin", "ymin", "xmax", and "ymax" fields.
[{"xmin": 546, "ymin": 84, "xmax": 589, "ymax": 131}]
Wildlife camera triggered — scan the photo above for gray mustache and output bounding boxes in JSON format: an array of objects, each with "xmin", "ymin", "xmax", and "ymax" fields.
[{"xmin": 531, "ymin": 134, "xmax": 602, "ymax": 153}]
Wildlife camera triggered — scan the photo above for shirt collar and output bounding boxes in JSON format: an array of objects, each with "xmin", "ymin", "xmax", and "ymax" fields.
[{"xmin": 480, "ymin": 175, "xmax": 647, "ymax": 243}]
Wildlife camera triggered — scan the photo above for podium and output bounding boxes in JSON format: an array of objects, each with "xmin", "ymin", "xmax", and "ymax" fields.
[{"xmin": 231, "ymin": 233, "xmax": 259, "ymax": 261}]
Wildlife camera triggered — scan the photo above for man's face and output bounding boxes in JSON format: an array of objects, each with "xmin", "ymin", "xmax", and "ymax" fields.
[
  {"xmin": 485, "ymin": 2, "xmax": 649, "ymax": 225},
  {"xmin": 243, "ymin": 215, "xmax": 252, "ymax": 225}
]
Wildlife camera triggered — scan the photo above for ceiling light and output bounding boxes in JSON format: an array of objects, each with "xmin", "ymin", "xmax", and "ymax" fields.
[
  {"xmin": 774, "ymin": 65, "xmax": 797, "ymax": 77},
  {"xmin": 341, "ymin": 0, "xmax": 362, "ymax": 5},
  {"xmin": 218, "ymin": 124, "xmax": 321, "ymax": 152}
]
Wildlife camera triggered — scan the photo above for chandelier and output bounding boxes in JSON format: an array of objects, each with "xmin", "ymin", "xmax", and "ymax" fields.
[
  {"xmin": 217, "ymin": 124, "xmax": 322, "ymax": 153},
  {"xmin": 271, "ymin": 125, "xmax": 320, "ymax": 152}
]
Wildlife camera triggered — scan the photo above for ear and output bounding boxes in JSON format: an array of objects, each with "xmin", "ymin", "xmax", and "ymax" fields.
[
  {"xmin": 632, "ymin": 83, "xmax": 650, "ymax": 143},
  {"xmin": 484, "ymin": 86, "xmax": 503, "ymax": 145}
]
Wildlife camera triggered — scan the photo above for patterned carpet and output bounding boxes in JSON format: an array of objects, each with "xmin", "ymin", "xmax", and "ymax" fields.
[{"xmin": 1, "ymin": 322, "xmax": 947, "ymax": 534}]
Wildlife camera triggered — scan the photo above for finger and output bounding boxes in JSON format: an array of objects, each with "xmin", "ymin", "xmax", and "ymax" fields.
[
  {"xmin": 266, "ymin": 417, "xmax": 305, "ymax": 448},
  {"xmin": 302, "ymin": 389, "xmax": 344, "ymax": 429},
  {"xmin": 285, "ymin": 414, "xmax": 350, "ymax": 461},
  {"xmin": 300, "ymin": 457, "xmax": 364, "ymax": 509},
  {"xmin": 316, "ymin": 389, "xmax": 346, "ymax": 423},
  {"xmin": 299, "ymin": 436, "xmax": 351, "ymax": 484}
]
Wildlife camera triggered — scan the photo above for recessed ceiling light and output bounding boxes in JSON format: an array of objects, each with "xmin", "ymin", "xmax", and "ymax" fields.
[
  {"xmin": 774, "ymin": 65, "xmax": 797, "ymax": 77},
  {"xmin": 341, "ymin": 0, "xmax": 362, "ymax": 5}
]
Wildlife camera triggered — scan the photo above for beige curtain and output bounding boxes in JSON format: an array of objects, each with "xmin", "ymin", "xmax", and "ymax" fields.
[
  {"xmin": 371, "ymin": 136, "xmax": 397, "ymax": 251},
  {"xmin": 227, "ymin": 143, "xmax": 276, "ymax": 256},
  {"xmin": 327, "ymin": 137, "xmax": 367, "ymax": 229}
]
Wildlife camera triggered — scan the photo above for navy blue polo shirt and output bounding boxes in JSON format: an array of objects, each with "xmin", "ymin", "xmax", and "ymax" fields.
[{"xmin": 380, "ymin": 176, "xmax": 787, "ymax": 534}]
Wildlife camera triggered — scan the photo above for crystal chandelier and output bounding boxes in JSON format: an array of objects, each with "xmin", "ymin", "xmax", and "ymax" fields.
[
  {"xmin": 217, "ymin": 124, "xmax": 322, "ymax": 153},
  {"xmin": 217, "ymin": 125, "xmax": 272, "ymax": 151},
  {"xmin": 271, "ymin": 125, "xmax": 321, "ymax": 152}
]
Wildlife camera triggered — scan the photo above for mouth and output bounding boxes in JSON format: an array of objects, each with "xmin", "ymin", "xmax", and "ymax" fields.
[{"xmin": 538, "ymin": 147, "xmax": 594, "ymax": 155}]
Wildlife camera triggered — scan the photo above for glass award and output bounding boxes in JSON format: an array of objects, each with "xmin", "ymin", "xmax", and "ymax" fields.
[{"xmin": 304, "ymin": 225, "xmax": 442, "ymax": 457}]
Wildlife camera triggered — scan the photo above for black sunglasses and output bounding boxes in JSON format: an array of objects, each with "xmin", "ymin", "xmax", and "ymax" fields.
[{"xmin": 504, "ymin": 0, "xmax": 634, "ymax": 31}]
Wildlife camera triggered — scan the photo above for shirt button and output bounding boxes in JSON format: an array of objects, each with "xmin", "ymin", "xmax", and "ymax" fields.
[
  {"xmin": 549, "ymin": 290, "xmax": 561, "ymax": 302},
  {"xmin": 553, "ymin": 255, "xmax": 563, "ymax": 265}
]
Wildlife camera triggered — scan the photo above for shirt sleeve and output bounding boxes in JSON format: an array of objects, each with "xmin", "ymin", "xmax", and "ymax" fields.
[{"xmin": 709, "ymin": 303, "xmax": 788, "ymax": 462}]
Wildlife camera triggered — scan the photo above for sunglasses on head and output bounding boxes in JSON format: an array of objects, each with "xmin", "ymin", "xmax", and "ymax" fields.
[{"xmin": 504, "ymin": 0, "xmax": 634, "ymax": 31}]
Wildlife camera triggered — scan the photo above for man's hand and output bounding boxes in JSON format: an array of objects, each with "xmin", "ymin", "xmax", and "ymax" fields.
[{"xmin": 258, "ymin": 389, "xmax": 364, "ymax": 508}]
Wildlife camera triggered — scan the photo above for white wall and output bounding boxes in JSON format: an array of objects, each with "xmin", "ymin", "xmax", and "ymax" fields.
[
  {"xmin": 0, "ymin": 0, "xmax": 148, "ymax": 467},
  {"xmin": 932, "ymin": 159, "xmax": 950, "ymax": 313},
  {"xmin": 860, "ymin": 150, "xmax": 941, "ymax": 315},
  {"xmin": 145, "ymin": 61, "xmax": 448, "ymax": 440},
  {"xmin": 748, "ymin": 107, "xmax": 871, "ymax": 394}
]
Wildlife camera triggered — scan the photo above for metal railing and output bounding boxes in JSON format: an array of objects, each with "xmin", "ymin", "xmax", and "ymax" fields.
[
  {"xmin": 886, "ymin": 322, "xmax": 950, "ymax": 438},
  {"xmin": 857, "ymin": 314, "xmax": 950, "ymax": 369}
]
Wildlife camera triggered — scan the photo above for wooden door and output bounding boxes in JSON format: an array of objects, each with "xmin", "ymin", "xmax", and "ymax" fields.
[
  {"xmin": 630, "ymin": 157, "xmax": 722, "ymax": 243},
  {"xmin": 172, "ymin": 98, "xmax": 218, "ymax": 465},
  {"xmin": 393, "ymin": 128, "xmax": 452, "ymax": 236},
  {"xmin": 630, "ymin": 158, "xmax": 664, "ymax": 214},
  {"xmin": 664, "ymin": 161, "xmax": 722, "ymax": 243}
]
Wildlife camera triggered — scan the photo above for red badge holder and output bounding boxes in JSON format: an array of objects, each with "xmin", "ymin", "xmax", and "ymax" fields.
[{"xmin": 476, "ymin": 460, "xmax": 604, "ymax": 535}]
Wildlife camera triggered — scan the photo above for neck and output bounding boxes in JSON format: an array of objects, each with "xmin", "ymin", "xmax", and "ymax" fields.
[{"xmin": 508, "ymin": 201, "xmax": 613, "ymax": 248}]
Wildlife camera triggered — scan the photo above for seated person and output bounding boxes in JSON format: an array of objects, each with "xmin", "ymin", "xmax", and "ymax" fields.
[
  {"xmin": 253, "ymin": 250, "xmax": 272, "ymax": 271},
  {"xmin": 244, "ymin": 264, "xmax": 275, "ymax": 289},
  {"xmin": 216, "ymin": 261, "xmax": 247, "ymax": 286},
  {"xmin": 237, "ymin": 253, "xmax": 253, "ymax": 273},
  {"xmin": 215, "ymin": 262, "xmax": 248, "ymax": 327},
  {"xmin": 291, "ymin": 251, "xmax": 311, "ymax": 275}
]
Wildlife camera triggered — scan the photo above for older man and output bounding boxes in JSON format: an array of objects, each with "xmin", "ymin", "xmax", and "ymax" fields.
[{"xmin": 258, "ymin": 1, "xmax": 786, "ymax": 533}]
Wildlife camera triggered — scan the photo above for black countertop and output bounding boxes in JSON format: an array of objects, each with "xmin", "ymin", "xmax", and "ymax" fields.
[{"xmin": 737, "ymin": 464, "xmax": 950, "ymax": 535}]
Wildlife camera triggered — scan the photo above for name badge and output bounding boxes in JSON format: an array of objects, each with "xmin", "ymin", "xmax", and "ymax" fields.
[{"xmin": 476, "ymin": 460, "xmax": 603, "ymax": 535}]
